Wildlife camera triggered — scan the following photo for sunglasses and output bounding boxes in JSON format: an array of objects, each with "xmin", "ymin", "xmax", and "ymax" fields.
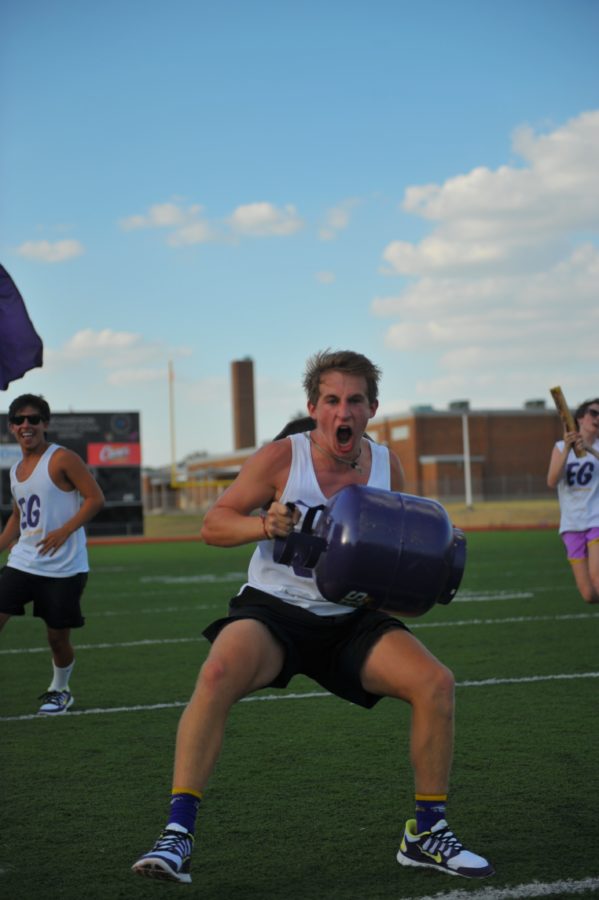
[
  {"xmin": 9, "ymin": 414, "xmax": 44, "ymax": 425},
  {"xmin": 588, "ymin": 409, "xmax": 599, "ymax": 419}
]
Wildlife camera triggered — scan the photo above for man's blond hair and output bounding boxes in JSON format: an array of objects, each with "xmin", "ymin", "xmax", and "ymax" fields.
[{"xmin": 302, "ymin": 350, "xmax": 381, "ymax": 406}]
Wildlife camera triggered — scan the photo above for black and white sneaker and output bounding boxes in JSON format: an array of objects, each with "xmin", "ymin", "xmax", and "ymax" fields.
[
  {"xmin": 132, "ymin": 825, "xmax": 194, "ymax": 884},
  {"xmin": 397, "ymin": 818, "xmax": 494, "ymax": 879},
  {"xmin": 38, "ymin": 690, "xmax": 74, "ymax": 715}
]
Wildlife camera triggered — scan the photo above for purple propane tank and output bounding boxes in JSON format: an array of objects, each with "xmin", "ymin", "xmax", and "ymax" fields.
[{"xmin": 273, "ymin": 484, "xmax": 466, "ymax": 617}]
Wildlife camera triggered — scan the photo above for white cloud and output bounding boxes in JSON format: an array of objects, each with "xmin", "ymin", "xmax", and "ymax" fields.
[
  {"xmin": 119, "ymin": 202, "xmax": 214, "ymax": 245},
  {"xmin": 120, "ymin": 202, "xmax": 193, "ymax": 229},
  {"xmin": 382, "ymin": 234, "xmax": 521, "ymax": 276},
  {"xmin": 403, "ymin": 111, "xmax": 599, "ymax": 231},
  {"xmin": 106, "ymin": 368, "xmax": 168, "ymax": 385},
  {"xmin": 228, "ymin": 202, "xmax": 303, "ymax": 237},
  {"xmin": 45, "ymin": 329, "xmax": 192, "ymax": 379},
  {"xmin": 315, "ymin": 270, "xmax": 335, "ymax": 284},
  {"xmin": 61, "ymin": 328, "xmax": 141, "ymax": 359},
  {"xmin": 318, "ymin": 198, "xmax": 359, "ymax": 240},
  {"xmin": 383, "ymin": 110, "xmax": 599, "ymax": 278},
  {"xmin": 121, "ymin": 199, "xmax": 303, "ymax": 244},
  {"xmin": 375, "ymin": 111, "xmax": 599, "ymax": 407},
  {"xmin": 374, "ymin": 243, "xmax": 599, "ymax": 319},
  {"xmin": 167, "ymin": 221, "xmax": 213, "ymax": 246},
  {"xmin": 16, "ymin": 239, "xmax": 84, "ymax": 263}
]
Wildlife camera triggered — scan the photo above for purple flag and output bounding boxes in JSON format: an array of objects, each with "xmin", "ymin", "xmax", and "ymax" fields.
[{"xmin": 0, "ymin": 265, "xmax": 44, "ymax": 390}]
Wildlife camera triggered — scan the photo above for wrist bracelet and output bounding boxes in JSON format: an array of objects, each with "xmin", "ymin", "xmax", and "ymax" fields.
[{"xmin": 261, "ymin": 514, "xmax": 270, "ymax": 540}]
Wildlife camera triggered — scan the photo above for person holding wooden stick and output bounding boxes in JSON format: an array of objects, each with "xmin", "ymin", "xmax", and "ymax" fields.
[{"xmin": 547, "ymin": 396, "xmax": 599, "ymax": 604}]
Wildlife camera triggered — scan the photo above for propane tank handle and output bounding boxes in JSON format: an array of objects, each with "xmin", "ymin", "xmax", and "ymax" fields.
[{"xmin": 272, "ymin": 502, "xmax": 326, "ymax": 567}]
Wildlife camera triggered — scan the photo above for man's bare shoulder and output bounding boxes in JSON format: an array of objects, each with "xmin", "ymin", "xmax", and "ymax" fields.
[
  {"xmin": 208, "ymin": 438, "xmax": 293, "ymax": 517},
  {"xmin": 50, "ymin": 444, "xmax": 75, "ymax": 460},
  {"xmin": 49, "ymin": 445, "xmax": 83, "ymax": 470},
  {"xmin": 243, "ymin": 437, "xmax": 292, "ymax": 479},
  {"xmin": 48, "ymin": 445, "xmax": 101, "ymax": 493}
]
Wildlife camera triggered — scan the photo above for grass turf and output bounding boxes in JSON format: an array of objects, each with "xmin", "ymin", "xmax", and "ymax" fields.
[{"xmin": 1, "ymin": 530, "xmax": 598, "ymax": 899}]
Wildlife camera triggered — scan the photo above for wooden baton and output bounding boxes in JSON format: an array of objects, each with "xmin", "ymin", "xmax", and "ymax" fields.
[{"xmin": 549, "ymin": 386, "xmax": 584, "ymax": 458}]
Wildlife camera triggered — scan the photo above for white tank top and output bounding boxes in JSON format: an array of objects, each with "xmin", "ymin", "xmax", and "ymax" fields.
[
  {"xmin": 245, "ymin": 432, "xmax": 391, "ymax": 616},
  {"xmin": 555, "ymin": 439, "xmax": 599, "ymax": 533},
  {"xmin": 8, "ymin": 443, "xmax": 89, "ymax": 576}
]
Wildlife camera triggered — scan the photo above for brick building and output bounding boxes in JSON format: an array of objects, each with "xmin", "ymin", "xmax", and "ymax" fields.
[{"xmin": 366, "ymin": 403, "xmax": 562, "ymax": 501}]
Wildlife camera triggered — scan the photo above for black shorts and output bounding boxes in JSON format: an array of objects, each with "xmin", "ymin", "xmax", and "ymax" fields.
[
  {"xmin": 203, "ymin": 586, "xmax": 409, "ymax": 709},
  {"xmin": 0, "ymin": 566, "xmax": 88, "ymax": 629}
]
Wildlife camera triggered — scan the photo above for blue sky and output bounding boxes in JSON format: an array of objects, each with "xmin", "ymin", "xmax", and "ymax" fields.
[{"xmin": 2, "ymin": 0, "xmax": 598, "ymax": 467}]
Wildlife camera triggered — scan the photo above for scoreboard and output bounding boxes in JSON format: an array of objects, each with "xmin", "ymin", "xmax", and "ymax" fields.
[{"xmin": 0, "ymin": 411, "xmax": 143, "ymax": 537}]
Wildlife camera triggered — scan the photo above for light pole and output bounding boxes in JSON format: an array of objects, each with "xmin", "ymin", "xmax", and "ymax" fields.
[{"xmin": 462, "ymin": 412, "xmax": 473, "ymax": 509}]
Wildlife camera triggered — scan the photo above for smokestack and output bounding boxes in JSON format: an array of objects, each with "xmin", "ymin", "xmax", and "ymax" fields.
[{"xmin": 231, "ymin": 357, "xmax": 256, "ymax": 450}]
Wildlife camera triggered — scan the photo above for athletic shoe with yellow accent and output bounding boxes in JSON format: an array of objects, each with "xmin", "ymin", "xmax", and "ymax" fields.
[
  {"xmin": 397, "ymin": 818, "xmax": 494, "ymax": 878},
  {"xmin": 38, "ymin": 690, "xmax": 74, "ymax": 715},
  {"xmin": 132, "ymin": 825, "xmax": 194, "ymax": 884}
]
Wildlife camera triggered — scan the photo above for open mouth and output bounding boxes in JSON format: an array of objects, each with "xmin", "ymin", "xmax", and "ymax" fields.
[{"xmin": 336, "ymin": 426, "xmax": 353, "ymax": 447}]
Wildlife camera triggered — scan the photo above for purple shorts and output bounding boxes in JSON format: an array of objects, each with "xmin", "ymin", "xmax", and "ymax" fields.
[{"xmin": 561, "ymin": 528, "xmax": 599, "ymax": 561}]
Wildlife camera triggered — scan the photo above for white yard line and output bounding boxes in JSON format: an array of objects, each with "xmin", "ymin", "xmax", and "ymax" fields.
[
  {"xmin": 1, "ymin": 672, "xmax": 597, "ymax": 722},
  {"xmin": 0, "ymin": 636, "xmax": 207, "ymax": 655},
  {"xmin": 401, "ymin": 876, "xmax": 599, "ymax": 900},
  {"xmin": 139, "ymin": 573, "xmax": 247, "ymax": 584},
  {"xmin": 458, "ymin": 672, "xmax": 599, "ymax": 687},
  {"xmin": 2, "ymin": 611, "xmax": 597, "ymax": 655},
  {"xmin": 455, "ymin": 592, "xmax": 535, "ymax": 601},
  {"xmin": 406, "ymin": 878, "xmax": 599, "ymax": 900},
  {"xmin": 86, "ymin": 603, "xmax": 222, "ymax": 617},
  {"xmin": 413, "ymin": 612, "xmax": 599, "ymax": 629}
]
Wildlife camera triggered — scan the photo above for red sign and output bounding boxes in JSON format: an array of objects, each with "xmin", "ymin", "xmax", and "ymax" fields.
[{"xmin": 87, "ymin": 442, "xmax": 141, "ymax": 467}]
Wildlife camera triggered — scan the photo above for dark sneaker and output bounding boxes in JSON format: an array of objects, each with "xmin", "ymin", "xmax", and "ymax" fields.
[
  {"xmin": 38, "ymin": 690, "xmax": 74, "ymax": 715},
  {"xmin": 132, "ymin": 826, "xmax": 194, "ymax": 884},
  {"xmin": 397, "ymin": 818, "xmax": 494, "ymax": 879}
]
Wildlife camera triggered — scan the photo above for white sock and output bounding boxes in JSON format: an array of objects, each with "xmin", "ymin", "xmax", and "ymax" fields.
[{"xmin": 48, "ymin": 659, "xmax": 75, "ymax": 692}]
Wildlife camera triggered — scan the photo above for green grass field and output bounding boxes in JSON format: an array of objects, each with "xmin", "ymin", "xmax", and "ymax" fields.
[{"xmin": 2, "ymin": 530, "xmax": 598, "ymax": 899}]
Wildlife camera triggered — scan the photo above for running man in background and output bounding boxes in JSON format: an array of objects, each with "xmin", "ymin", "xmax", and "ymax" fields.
[
  {"xmin": 547, "ymin": 396, "xmax": 599, "ymax": 604},
  {"xmin": 133, "ymin": 349, "xmax": 494, "ymax": 884},
  {"xmin": 0, "ymin": 393, "xmax": 105, "ymax": 713}
]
